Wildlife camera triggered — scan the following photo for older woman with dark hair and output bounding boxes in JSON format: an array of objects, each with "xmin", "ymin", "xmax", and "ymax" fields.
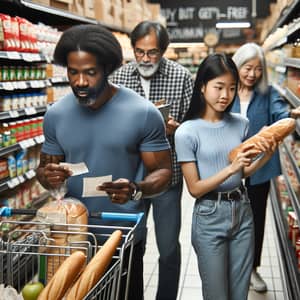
[{"xmin": 231, "ymin": 42, "xmax": 300, "ymax": 293}]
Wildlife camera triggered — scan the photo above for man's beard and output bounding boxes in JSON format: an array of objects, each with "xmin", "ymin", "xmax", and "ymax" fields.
[
  {"xmin": 72, "ymin": 78, "xmax": 108, "ymax": 107},
  {"xmin": 136, "ymin": 61, "xmax": 160, "ymax": 78}
]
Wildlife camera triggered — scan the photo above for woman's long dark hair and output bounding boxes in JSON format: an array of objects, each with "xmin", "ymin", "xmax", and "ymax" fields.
[{"xmin": 183, "ymin": 53, "xmax": 239, "ymax": 121}]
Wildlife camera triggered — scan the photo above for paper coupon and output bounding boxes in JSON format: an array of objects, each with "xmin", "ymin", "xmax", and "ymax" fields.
[
  {"xmin": 82, "ymin": 175, "xmax": 112, "ymax": 197},
  {"xmin": 60, "ymin": 162, "xmax": 89, "ymax": 176}
]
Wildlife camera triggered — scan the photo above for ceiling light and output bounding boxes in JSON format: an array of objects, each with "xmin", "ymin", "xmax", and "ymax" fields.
[
  {"xmin": 216, "ymin": 22, "xmax": 251, "ymax": 29},
  {"xmin": 169, "ymin": 42, "xmax": 206, "ymax": 48}
]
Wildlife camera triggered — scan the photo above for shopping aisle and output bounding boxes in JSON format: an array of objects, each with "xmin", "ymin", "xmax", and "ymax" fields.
[{"xmin": 143, "ymin": 183, "xmax": 285, "ymax": 300}]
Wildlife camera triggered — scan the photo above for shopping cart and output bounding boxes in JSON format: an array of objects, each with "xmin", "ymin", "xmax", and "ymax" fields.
[{"xmin": 0, "ymin": 208, "xmax": 144, "ymax": 300}]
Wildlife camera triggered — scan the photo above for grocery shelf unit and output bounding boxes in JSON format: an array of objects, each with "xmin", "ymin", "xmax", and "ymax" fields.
[
  {"xmin": 270, "ymin": 141, "xmax": 300, "ymax": 300},
  {"xmin": 265, "ymin": 2, "xmax": 300, "ymax": 299}
]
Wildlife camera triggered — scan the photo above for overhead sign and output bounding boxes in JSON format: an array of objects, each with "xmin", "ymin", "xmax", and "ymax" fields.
[{"xmin": 160, "ymin": 0, "xmax": 253, "ymax": 43}]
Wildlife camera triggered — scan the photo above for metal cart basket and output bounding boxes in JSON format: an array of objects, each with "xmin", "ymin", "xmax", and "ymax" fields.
[{"xmin": 0, "ymin": 211, "xmax": 143, "ymax": 300}]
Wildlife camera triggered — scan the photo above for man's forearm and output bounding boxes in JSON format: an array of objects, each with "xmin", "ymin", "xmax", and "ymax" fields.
[{"xmin": 138, "ymin": 168, "xmax": 172, "ymax": 197}]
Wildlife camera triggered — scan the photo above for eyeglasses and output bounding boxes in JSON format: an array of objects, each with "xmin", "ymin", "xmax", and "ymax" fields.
[{"xmin": 134, "ymin": 48, "xmax": 160, "ymax": 59}]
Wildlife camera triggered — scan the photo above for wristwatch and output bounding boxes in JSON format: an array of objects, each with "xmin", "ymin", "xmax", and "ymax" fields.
[{"xmin": 130, "ymin": 181, "xmax": 143, "ymax": 201}]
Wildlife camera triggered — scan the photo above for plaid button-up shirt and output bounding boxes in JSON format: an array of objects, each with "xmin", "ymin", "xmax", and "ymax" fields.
[{"xmin": 111, "ymin": 58, "xmax": 194, "ymax": 186}]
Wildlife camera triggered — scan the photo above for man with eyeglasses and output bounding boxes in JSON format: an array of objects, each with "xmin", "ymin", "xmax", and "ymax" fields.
[{"xmin": 111, "ymin": 21, "xmax": 194, "ymax": 300}]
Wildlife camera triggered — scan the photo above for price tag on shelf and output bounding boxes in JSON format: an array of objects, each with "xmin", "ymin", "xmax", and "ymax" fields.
[
  {"xmin": 9, "ymin": 110, "xmax": 19, "ymax": 118},
  {"xmin": 2, "ymin": 82, "xmax": 14, "ymax": 91},
  {"xmin": 27, "ymin": 138, "xmax": 36, "ymax": 147},
  {"xmin": 31, "ymin": 53, "xmax": 41, "ymax": 61},
  {"xmin": 7, "ymin": 177, "xmax": 20, "ymax": 189},
  {"xmin": 16, "ymin": 81, "xmax": 28, "ymax": 89},
  {"xmin": 19, "ymin": 140, "xmax": 30, "ymax": 149},
  {"xmin": 24, "ymin": 107, "xmax": 37, "ymax": 115},
  {"xmin": 18, "ymin": 175, "xmax": 25, "ymax": 183},
  {"xmin": 45, "ymin": 55, "xmax": 52, "ymax": 63},
  {"xmin": 7, "ymin": 51, "xmax": 21, "ymax": 60},
  {"xmin": 29, "ymin": 81, "xmax": 39, "ymax": 88},
  {"xmin": 26, "ymin": 170, "xmax": 36, "ymax": 179},
  {"xmin": 35, "ymin": 135, "xmax": 45, "ymax": 144},
  {"xmin": 21, "ymin": 53, "xmax": 34, "ymax": 62}
]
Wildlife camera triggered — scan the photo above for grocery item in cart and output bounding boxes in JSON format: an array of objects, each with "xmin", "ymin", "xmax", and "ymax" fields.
[
  {"xmin": 37, "ymin": 251, "xmax": 86, "ymax": 300},
  {"xmin": 66, "ymin": 230, "xmax": 122, "ymax": 300},
  {"xmin": 0, "ymin": 284, "xmax": 22, "ymax": 300},
  {"xmin": 228, "ymin": 117, "xmax": 296, "ymax": 162},
  {"xmin": 36, "ymin": 198, "xmax": 88, "ymax": 282}
]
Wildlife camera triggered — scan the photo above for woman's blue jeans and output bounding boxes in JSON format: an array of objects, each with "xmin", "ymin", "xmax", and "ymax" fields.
[{"xmin": 192, "ymin": 193, "xmax": 254, "ymax": 300}]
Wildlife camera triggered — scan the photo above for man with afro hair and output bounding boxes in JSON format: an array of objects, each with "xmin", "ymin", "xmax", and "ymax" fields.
[{"xmin": 37, "ymin": 24, "xmax": 172, "ymax": 300}]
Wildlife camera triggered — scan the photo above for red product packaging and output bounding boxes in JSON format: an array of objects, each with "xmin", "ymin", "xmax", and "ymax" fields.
[
  {"xmin": 16, "ymin": 16, "xmax": 30, "ymax": 52},
  {"xmin": 0, "ymin": 14, "xmax": 15, "ymax": 51},
  {"xmin": 11, "ymin": 17, "xmax": 20, "ymax": 51}
]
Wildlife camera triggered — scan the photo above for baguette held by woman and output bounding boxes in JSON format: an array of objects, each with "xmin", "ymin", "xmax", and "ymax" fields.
[
  {"xmin": 65, "ymin": 230, "xmax": 123, "ymax": 300},
  {"xmin": 37, "ymin": 251, "xmax": 86, "ymax": 300},
  {"xmin": 228, "ymin": 118, "xmax": 296, "ymax": 162}
]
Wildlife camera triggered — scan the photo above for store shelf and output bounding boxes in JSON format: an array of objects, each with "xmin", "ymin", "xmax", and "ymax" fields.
[
  {"xmin": 280, "ymin": 143, "xmax": 300, "ymax": 219},
  {"xmin": 20, "ymin": 0, "xmax": 98, "ymax": 24},
  {"xmin": 0, "ymin": 170, "xmax": 37, "ymax": 193},
  {"xmin": 0, "ymin": 135, "xmax": 45, "ymax": 158},
  {"xmin": 0, "ymin": 0, "xmax": 129, "ymax": 34},
  {"xmin": 270, "ymin": 181, "xmax": 300, "ymax": 300},
  {"xmin": 272, "ymin": 82, "xmax": 287, "ymax": 98},
  {"xmin": 49, "ymin": 76, "xmax": 69, "ymax": 84},
  {"xmin": 269, "ymin": 0, "xmax": 300, "ymax": 35},
  {"xmin": 284, "ymin": 87, "xmax": 300, "ymax": 108},
  {"xmin": 0, "ymin": 80, "xmax": 50, "ymax": 91},
  {"xmin": 271, "ymin": 140, "xmax": 300, "ymax": 299},
  {"xmin": 0, "ymin": 106, "xmax": 47, "ymax": 121},
  {"xmin": 284, "ymin": 58, "xmax": 300, "ymax": 69},
  {"xmin": 0, "ymin": 51, "xmax": 47, "ymax": 62}
]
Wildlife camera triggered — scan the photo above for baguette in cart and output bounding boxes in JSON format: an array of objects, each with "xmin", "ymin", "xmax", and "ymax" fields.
[{"xmin": 0, "ymin": 205, "xmax": 143, "ymax": 300}]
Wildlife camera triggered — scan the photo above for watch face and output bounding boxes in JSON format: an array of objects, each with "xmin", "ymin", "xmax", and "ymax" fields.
[{"xmin": 134, "ymin": 190, "xmax": 143, "ymax": 201}]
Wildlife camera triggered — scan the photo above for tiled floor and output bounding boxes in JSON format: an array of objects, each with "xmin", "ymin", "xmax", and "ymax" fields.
[{"xmin": 143, "ymin": 183, "xmax": 285, "ymax": 300}]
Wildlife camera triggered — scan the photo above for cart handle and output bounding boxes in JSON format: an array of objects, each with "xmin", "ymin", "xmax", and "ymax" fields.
[
  {"xmin": 90, "ymin": 212, "xmax": 144, "ymax": 223},
  {"xmin": 0, "ymin": 207, "xmax": 36, "ymax": 217},
  {"xmin": 0, "ymin": 207, "xmax": 144, "ymax": 223}
]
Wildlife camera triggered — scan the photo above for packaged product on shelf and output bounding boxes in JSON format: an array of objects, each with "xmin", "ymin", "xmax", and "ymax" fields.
[
  {"xmin": 16, "ymin": 120, "xmax": 25, "ymax": 142},
  {"xmin": 9, "ymin": 65, "xmax": 16, "ymax": 81},
  {"xmin": 16, "ymin": 65, "xmax": 23, "ymax": 81},
  {"xmin": 0, "ymin": 158, "xmax": 9, "ymax": 181},
  {"xmin": 0, "ymin": 95, "xmax": 12, "ymax": 111},
  {"xmin": 21, "ymin": 183, "xmax": 32, "ymax": 208},
  {"xmin": 2, "ymin": 130, "xmax": 11, "ymax": 147},
  {"xmin": 7, "ymin": 154, "xmax": 16, "ymax": 178},
  {"xmin": 2, "ymin": 66, "xmax": 10, "ymax": 81},
  {"xmin": 27, "ymin": 147, "xmax": 37, "ymax": 170},
  {"xmin": 15, "ymin": 149, "xmax": 27, "ymax": 176},
  {"xmin": 0, "ymin": 14, "xmax": 15, "ymax": 51},
  {"xmin": 8, "ymin": 121, "xmax": 17, "ymax": 145},
  {"xmin": 288, "ymin": 211, "xmax": 299, "ymax": 247}
]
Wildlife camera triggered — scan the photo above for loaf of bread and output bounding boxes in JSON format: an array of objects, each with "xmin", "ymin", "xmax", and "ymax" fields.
[
  {"xmin": 37, "ymin": 251, "xmax": 86, "ymax": 300},
  {"xmin": 228, "ymin": 118, "xmax": 296, "ymax": 162},
  {"xmin": 36, "ymin": 198, "xmax": 88, "ymax": 282},
  {"xmin": 65, "ymin": 230, "xmax": 123, "ymax": 300}
]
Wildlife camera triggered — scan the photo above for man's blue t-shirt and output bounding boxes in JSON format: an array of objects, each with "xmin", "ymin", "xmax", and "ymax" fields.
[{"xmin": 42, "ymin": 85, "xmax": 170, "ymax": 240}]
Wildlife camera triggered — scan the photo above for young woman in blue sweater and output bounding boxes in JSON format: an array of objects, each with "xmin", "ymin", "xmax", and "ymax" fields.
[{"xmin": 175, "ymin": 53, "xmax": 276, "ymax": 300}]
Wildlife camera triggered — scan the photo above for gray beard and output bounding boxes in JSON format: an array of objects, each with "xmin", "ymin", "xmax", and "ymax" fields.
[{"xmin": 136, "ymin": 61, "xmax": 160, "ymax": 78}]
